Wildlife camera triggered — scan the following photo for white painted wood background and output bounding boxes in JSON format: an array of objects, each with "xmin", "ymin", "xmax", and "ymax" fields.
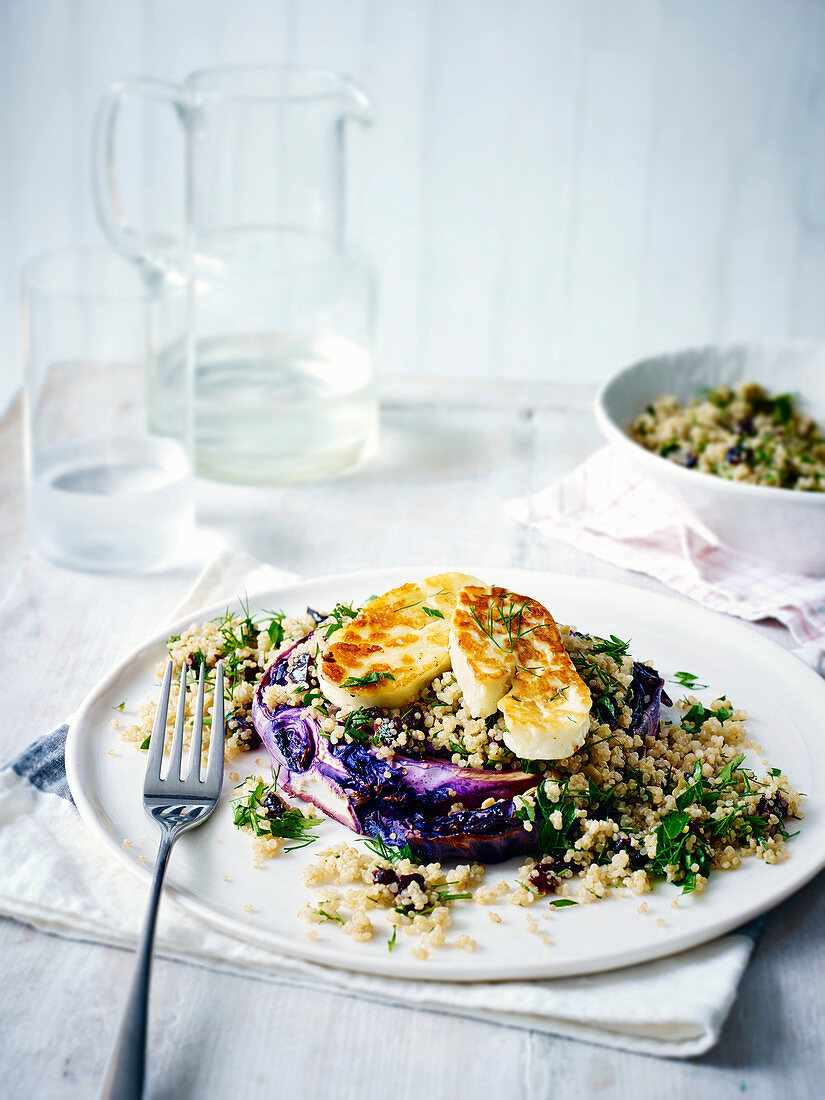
[{"xmin": 2, "ymin": 0, "xmax": 825, "ymax": 414}]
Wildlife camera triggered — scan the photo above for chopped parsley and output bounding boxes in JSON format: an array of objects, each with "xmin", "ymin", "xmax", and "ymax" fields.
[
  {"xmin": 323, "ymin": 602, "xmax": 360, "ymax": 639},
  {"xmin": 342, "ymin": 708, "xmax": 374, "ymax": 741},
  {"xmin": 680, "ymin": 701, "xmax": 732, "ymax": 734},
  {"xmin": 670, "ymin": 670, "xmax": 709, "ymax": 691},
  {"xmin": 341, "ymin": 671, "xmax": 396, "ymax": 688}
]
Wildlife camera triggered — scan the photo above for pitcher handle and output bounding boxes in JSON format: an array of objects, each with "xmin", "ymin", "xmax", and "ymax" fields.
[{"xmin": 92, "ymin": 77, "xmax": 187, "ymax": 276}]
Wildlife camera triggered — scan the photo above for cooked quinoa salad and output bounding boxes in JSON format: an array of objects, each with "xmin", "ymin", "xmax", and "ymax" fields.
[
  {"xmin": 120, "ymin": 594, "xmax": 802, "ymax": 959},
  {"xmin": 629, "ymin": 381, "xmax": 825, "ymax": 490}
]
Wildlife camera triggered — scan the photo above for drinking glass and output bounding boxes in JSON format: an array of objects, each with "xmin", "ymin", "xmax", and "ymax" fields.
[
  {"xmin": 94, "ymin": 65, "xmax": 378, "ymax": 484},
  {"xmin": 23, "ymin": 247, "xmax": 193, "ymax": 572}
]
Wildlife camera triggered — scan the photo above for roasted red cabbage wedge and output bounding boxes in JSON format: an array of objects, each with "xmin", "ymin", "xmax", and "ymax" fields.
[{"xmin": 252, "ymin": 632, "xmax": 669, "ymax": 863}]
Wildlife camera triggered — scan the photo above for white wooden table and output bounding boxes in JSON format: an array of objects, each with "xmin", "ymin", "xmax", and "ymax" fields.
[{"xmin": 1, "ymin": 380, "xmax": 822, "ymax": 1098}]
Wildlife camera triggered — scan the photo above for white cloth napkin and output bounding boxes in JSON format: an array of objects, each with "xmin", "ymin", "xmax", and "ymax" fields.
[
  {"xmin": 508, "ymin": 446, "xmax": 825, "ymax": 668},
  {"xmin": 0, "ymin": 549, "xmax": 760, "ymax": 1059}
]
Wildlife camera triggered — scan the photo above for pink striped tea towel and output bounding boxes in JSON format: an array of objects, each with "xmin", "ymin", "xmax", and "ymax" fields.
[{"xmin": 507, "ymin": 446, "xmax": 825, "ymax": 662}]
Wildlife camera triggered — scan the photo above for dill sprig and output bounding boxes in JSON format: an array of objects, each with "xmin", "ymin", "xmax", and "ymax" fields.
[
  {"xmin": 394, "ymin": 889, "xmax": 473, "ymax": 917},
  {"xmin": 231, "ymin": 777, "xmax": 321, "ymax": 851},
  {"xmin": 362, "ymin": 836, "xmax": 416, "ymax": 863},
  {"xmin": 468, "ymin": 593, "xmax": 541, "ymax": 655},
  {"xmin": 590, "ymin": 634, "xmax": 631, "ymax": 661},
  {"xmin": 315, "ymin": 908, "xmax": 344, "ymax": 925}
]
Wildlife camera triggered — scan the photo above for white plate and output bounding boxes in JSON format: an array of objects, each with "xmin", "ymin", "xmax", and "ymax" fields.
[{"xmin": 66, "ymin": 567, "xmax": 825, "ymax": 982}]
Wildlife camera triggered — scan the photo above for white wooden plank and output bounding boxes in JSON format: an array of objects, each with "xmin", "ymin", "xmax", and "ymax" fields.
[
  {"xmin": 359, "ymin": 0, "xmax": 430, "ymax": 378},
  {"xmin": 788, "ymin": 3, "xmax": 825, "ymax": 341},
  {"xmin": 3, "ymin": 0, "xmax": 77, "ymax": 414},
  {"xmin": 212, "ymin": 0, "xmax": 291, "ymax": 63},
  {"xmin": 287, "ymin": 0, "xmax": 369, "ymax": 73},
  {"xmin": 415, "ymin": 0, "xmax": 512, "ymax": 379},
  {"xmin": 493, "ymin": 1, "xmax": 586, "ymax": 383},
  {"xmin": 75, "ymin": 0, "xmax": 147, "ymax": 245},
  {"xmin": 636, "ymin": 0, "xmax": 825, "ymax": 360},
  {"xmin": 557, "ymin": 0, "xmax": 661, "ymax": 382},
  {"xmin": 2, "ymin": 0, "xmax": 825, "ymax": 412},
  {"xmin": 0, "ymin": 0, "xmax": 15, "ymax": 414}
]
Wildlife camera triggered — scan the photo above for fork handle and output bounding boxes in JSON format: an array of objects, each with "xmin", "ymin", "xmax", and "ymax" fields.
[{"xmin": 99, "ymin": 830, "xmax": 175, "ymax": 1100}]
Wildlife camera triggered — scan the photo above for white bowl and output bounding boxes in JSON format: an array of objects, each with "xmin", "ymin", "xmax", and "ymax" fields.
[{"xmin": 595, "ymin": 342, "xmax": 825, "ymax": 575}]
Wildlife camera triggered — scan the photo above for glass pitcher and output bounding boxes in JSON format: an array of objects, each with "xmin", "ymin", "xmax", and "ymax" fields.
[{"xmin": 93, "ymin": 66, "xmax": 377, "ymax": 484}]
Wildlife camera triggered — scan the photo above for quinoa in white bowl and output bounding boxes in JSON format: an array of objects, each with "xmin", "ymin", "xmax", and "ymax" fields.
[{"xmin": 596, "ymin": 342, "xmax": 825, "ymax": 574}]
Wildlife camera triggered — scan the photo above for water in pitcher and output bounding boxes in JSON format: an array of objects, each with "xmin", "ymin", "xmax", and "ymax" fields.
[{"xmin": 159, "ymin": 330, "xmax": 378, "ymax": 484}]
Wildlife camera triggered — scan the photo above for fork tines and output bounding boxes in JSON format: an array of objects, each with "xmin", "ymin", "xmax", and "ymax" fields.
[{"xmin": 144, "ymin": 660, "xmax": 225, "ymax": 798}]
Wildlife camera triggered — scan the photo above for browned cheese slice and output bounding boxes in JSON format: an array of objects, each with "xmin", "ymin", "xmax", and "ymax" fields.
[
  {"xmin": 449, "ymin": 585, "xmax": 592, "ymax": 760},
  {"xmin": 317, "ymin": 572, "xmax": 484, "ymax": 709}
]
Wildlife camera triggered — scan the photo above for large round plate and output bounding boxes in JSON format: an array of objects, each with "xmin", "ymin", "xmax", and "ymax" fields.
[{"xmin": 66, "ymin": 567, "xmax": 825, "ymax": 981}]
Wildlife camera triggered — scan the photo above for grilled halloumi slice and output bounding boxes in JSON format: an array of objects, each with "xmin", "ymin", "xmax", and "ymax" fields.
[
  {"xmin": 450, "ymin": 586, "xmax": 591, "ymax": 761},
  {"xmin": 318, "ymin": 572, "xmax": 484, "ymax": 710}
]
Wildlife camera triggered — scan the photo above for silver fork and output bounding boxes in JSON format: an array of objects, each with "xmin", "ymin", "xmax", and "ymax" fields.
[{"xmin": 100, "ymin": 659, "xmax": 225, "ymax": 1100}]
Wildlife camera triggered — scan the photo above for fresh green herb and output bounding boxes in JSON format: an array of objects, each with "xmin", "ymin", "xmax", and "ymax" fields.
[
  {"xmin": 519, "ymin": 758, "xmax": 544, "ymax": 774},
  {"xmin": 387, "ymin": 927, "xmax": 397, "ymax": 952},
  {"xmin": 341, "ymin": 671, "xmax": 396, "ymax": 688},
  {"xmin": 435, "ymin": 890, "xmax": 472, "ymax": 904},
  {"xmin": 681, "ymin": 701, "xmax": 731, "ymax": 734},
  {"xmin": 591, "ymin": 693, "xmax": 620, "ymax": 727},
  {"xmin": 659, "ymin": 442, "xmax": 680, "ymax": 456},
  {"xmin": 362, "ymin": 836, "xmax": 416, "ymax": 863},
  {"xmin": 261, "ymin": 608, "xmax": 286, "ymax": 649},
  {"xmin": 515, "ymin": 878, "xmax": 539, "ymax": 895},
  {"xmin": 570, "ymin": 653, "xmax": 626, "ymax": 694},
  {"xmin": 768, "ymin": 767, "xmax": 782, "ymax": 777},
  {"xmin": 298, "ymin": 690, "xmax": 329, "ymax": 714},
  {"xmin": 397, "ymin": 589, "xmax": 448, "ymax": 612},
  {"xmin": 515, "ymin": 781, "xmax": 580, "ymax": 860},
  {"xmin": 323, "ymin": 602, "xmax": 360, "ymax": 639},
  {"xmin": 316, "ymin": 909, "xmax": 344, "ymax": 925},
  {"xmin": 396, "ymin": 889, "xmax": 473, "ymax": 917},
  {"xmin": 421, "ymin": 606, "xmax": 445, "ymax": 619},
  {"xmin": 591, "ymin": 634, "xmax": 631, "ymax": 661},
  {"xmin": 343, "ymin": 708, "xmax": 374, "ymax": 741},
  {"xmin": 670, "ymin": 670, "xmax": 708, "ymax": 691},
  {"xmin": 112, "ymin": 700, "xmax": 126, "ymax": 712},
  {"xmin": 548, "ymin": 898, "xmax": 578, "ymax": 908},
  {"xmin": 231, "ymin": 778, "xmax": 321, "ymax": 851},
  {"xmin": 465, "ymin": 593, "xmax": 541, "ymax": 656},
  {"xmin": 770, "ymin": 393, "xmax": 795, "ymax": 425},
  {"xmin": 139, "ymin": 736, "xmax": 151, "ymax": 750}
]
